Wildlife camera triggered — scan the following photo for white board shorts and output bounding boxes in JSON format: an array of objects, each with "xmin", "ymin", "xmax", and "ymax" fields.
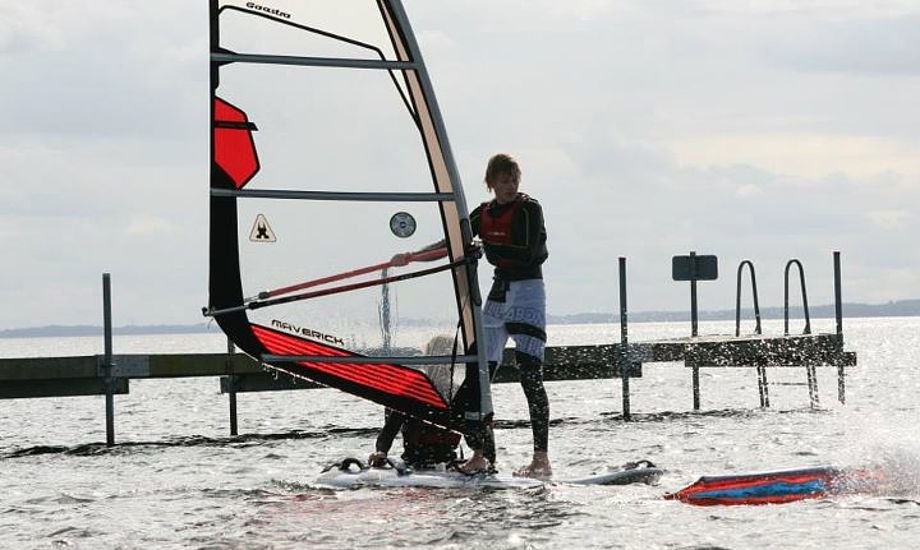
[{"xmin": 482, "ymin": 279, "xmax": 546, "ymax": 364}]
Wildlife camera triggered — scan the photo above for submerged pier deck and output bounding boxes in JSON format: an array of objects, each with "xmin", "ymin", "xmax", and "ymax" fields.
[
  {"xmin": 620, "ymin": 331, "xmax": 856, "ymax": 411},
  {"xmin": 1, "ymin": 331, "xmax": 856, "ymax": 443},
  {"xmin": 0, "ymin": 334, "xmax": 854, "ymax": 395},
  {"xmin": 626, "ymin": 332, "xmax": 855, "ymax": 367},
  {"xmin": 2, "ymin": 251, "xmax": 859, "ymax": 443}
]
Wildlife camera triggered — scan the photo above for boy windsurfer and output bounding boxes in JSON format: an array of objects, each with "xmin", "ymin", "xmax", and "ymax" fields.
[{"xmin": 391, "ymin": 153, "xmax": 551, "ymax": 478}]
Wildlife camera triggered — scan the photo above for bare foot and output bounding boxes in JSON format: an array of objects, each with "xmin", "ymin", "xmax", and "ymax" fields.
[
  {"xmin": 456, "ymin": 454, "xmax": 491, "ymax": 475},
  {"xmin": 513, "ymin": 452, "xmax": 552, "ymax": 479}
]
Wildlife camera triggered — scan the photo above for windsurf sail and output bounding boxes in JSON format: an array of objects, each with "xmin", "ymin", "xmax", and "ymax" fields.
[
  {"xmin": 206, "ymin": 0, "xmax": 491, "ymax": 429},
  {"xmin": 665, "ymin": 466, "xmax": 885, "ymax": 505}
]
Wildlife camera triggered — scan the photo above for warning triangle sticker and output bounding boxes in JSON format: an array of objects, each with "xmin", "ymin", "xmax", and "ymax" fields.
[{"xmin": 249, "ymin": 214, "xmax": 277, "ymax": 243}]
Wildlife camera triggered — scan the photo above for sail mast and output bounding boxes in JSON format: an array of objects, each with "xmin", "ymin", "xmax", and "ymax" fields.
[{"xmin": 380, "ymin": 0, "xmax": 492, "ymax": 420}]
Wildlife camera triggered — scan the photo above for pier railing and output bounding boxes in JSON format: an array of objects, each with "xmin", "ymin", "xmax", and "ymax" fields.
[{"xmin": 612, "ymin": 251, "xmax": 856, "ymax": 420}]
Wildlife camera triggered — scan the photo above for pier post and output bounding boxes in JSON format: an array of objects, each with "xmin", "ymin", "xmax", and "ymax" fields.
[
  {"xmin": 691, "ymin": 367, "xmax": 701, "ymax": 411},
  {"xmin": 103, "ymin": 273, "xmax": 115, "ymax": 446},
  {"xmin": 671, "ymin": 252, "xmax": 717, "ymax": 410},
  {"xmin": 618, "ymin": 257, "xmax": 631, "ymax": 421},
  {"xmin": 227, "ymin": 338, "xmax": 239, "ymax": 436},
  {"xmin": 806, "ymin": 366, "xmax": 819, "ymax": 408},
  {"xmin": 689, "ymin": 252, "xmax": 701, "ymax": 410},
  {"xmin": 834, "ymin": 251, "xmax": 846, "ymax": 404},
  {"xmin": 689, "ymin": 252, "xmax": 699, "ymax": 338}
]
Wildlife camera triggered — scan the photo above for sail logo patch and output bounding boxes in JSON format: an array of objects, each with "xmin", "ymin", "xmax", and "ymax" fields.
[
  {"xmin": 389, "ymin": 211, "xmax": 417, "ymax": 238},
  {"xmin": 245, "ymin": 2, "xmax": 291, "ymax": 19},
  {"xmin": 249, "ymin": 214, "xmax": 277, "ymax": 243}
]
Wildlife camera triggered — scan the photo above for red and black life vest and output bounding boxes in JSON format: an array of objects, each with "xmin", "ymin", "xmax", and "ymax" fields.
[{"xmin": 479, "ymin": 194, "xmax": 526, "ymax": 269}]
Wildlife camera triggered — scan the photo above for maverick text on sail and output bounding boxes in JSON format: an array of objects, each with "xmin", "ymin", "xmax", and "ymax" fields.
[{"xmin": 271, "ymin": 320, "xmax": 345, "ymax": 346}]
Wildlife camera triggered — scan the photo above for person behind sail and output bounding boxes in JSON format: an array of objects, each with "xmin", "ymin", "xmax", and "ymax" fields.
[
  {"xmin": 391, "ymin": 153, "xmax": 551, "ymax": 478},
  {"xmin": 368, "ymin": 335, "xmax": 462, "ymax": 470}
]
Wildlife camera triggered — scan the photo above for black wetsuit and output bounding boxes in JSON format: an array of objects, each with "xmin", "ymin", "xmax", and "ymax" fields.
[{"xmin": 375, "ymin": 408, "xmax": 461, "ymax": 468}]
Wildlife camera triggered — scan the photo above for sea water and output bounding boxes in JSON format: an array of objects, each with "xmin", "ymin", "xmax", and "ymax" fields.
[{"xmin": 1, "ymin": 317, "xmax": 919, "ymax": 549}]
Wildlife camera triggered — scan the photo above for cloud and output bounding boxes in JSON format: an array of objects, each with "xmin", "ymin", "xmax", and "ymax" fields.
[
  {"xmin": 2, "ymin": 0, "xmax": 919, "ymax": 328},
  {"xmin": 0, "ymin": 4, "xmax": 58, "ymax": 52},
  {"xmin": 691, "ymin": 0, "xmax": 918, "ymax": 17},
  {"xmin": 666, "ymin": 133, "xmax": 920, "ymax": 181},
  {"xmin": 863, "ymin": 209, "xmax": 911, "ymax": 230},
  {"xmin": 735, "ymin": 183, "xmax": 763, "ymax": 198},
  {"xmin": 761, "ymin": 13, "xmax": 920, "ymax": 76},
  {"xmin": 509, "ymin": 122, "xmax": 920, "ymax": 314},
  {"xmin": 126, "ymin": 215, "xmax": 178, "ymax": 236},
  {"xmin": 0, "ymin": 1, "xmax": 205, "ymax": 140}
]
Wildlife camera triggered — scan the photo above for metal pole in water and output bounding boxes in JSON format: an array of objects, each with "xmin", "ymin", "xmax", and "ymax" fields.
[
  {"xmin": 689, "ymin": 252, "xmax": 700, "ymax": 410},
  {"xmin": 689, "ymin": 251, "xmax": 699, "ymax": 338},
  {"xmin": 379, "ymin": 268, "xmax": 392, "ymax": 354},
  {"xmin": 618, "ymin": 257, "xmax": 631, "ymax": 421},
  {"xmin": 103, "ymin": 273, "xmax": 115, "ymax": 446},
  {"xmin": 691, "ymin": 367, "xmax": 701, "ymax": 411},
  {"xmin": 227, "ymin": 337, "xmax": 238, "ymax": 436},
  {"xmin": 834, "ymin": 251, "xmax": 846, "ymax": 404},
  {"xmin": 834, "ymin": 251, "xmax": 843, "ymax": 336}
]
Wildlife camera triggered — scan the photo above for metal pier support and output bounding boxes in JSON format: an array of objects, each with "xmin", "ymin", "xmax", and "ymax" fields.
[
  {"xmin": 834, "ymin": 251, "xmax": 846, "ymax": 404},
  {"xmin": 784, "ymin": 259, "xmax": 812, "ymax": 336},
  {"xmin": 735, "ymin": 260, "xmax": 763, "ymax": 337},
  {"xmin": 784, "ymin": 259, "xmax": 818, "ymax": 407},
  {"xmin": 691, "ymin": 361, "xmax": 701, "ymax": 411},
  {"xmin": 227, "ymin": 339, "xmax": 238, "ymax": 436},
  {"xmin": 736, "ymin": 260, "xmax": 769, "ymax": 407},
  {"xmin": 618, "ymin": 257, "xmax": 631, "ymax": 421},
  {"xmin": 102, "ymin": 273, "xmax": 115, "ymax": 446},
  {"xmin": 671, "ymin": 251, "xmax": 718, "ymax": 411},
  {"xmin": 688, "ymin": 252, "xmax": 701, "ymax": 410}
]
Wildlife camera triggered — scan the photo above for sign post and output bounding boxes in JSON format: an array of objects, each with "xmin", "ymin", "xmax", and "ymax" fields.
[
  {"xmin": 672, "ymin": 252, "xmax": 718, "ymax": 337},
  {"xmin": 672, "ymin": 252, "xmax": 718, "ymax": 410}
]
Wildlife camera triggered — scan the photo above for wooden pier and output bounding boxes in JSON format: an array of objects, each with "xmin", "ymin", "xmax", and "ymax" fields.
[
  {"xmin": 617, "ymin": 332, "xmax": 856, "ymax": 409},
  {"xmin": 1, "ymin": 253, "xmax": 858, "ymax": 444},
  {"xmin": 0, "ymin": 335, "xmax": 856, "ymax": 443}
]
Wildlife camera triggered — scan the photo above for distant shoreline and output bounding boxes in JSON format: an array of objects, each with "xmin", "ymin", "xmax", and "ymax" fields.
[
  {"xmin": 548, "ymin": 299, "xmax": 920, "ymax": 325},
  {"xmin": 0, "ymin": 324, "xmax": 224, "ymax": 339},
  {"xmin": 2, "ymin": 299, "xmax": 918, "ymax": 338}
]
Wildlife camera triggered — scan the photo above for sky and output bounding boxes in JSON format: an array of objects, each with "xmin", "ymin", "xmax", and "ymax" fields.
[{"xmin": 1, "ymin": 0, "xmax": 918, "ymax": 329}]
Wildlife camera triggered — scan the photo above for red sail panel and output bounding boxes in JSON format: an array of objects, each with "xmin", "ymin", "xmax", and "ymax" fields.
[
  {"xmin": 214, "ymin": 97, "xmax": 260, "ymax": 189},
  {"xmin": 252, "ymin": 324, "xmax": 448, "ymax": 410}
]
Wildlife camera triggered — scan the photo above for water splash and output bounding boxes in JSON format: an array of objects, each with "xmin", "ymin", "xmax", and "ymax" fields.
[{"xmin": 863, "ymin": 446, "xmax": 920, "ymax": 497}]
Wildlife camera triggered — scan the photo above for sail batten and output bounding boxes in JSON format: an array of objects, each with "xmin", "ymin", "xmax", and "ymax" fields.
[
  {"xmin": 208, "ymin": 0, "xmax": 491, "ymax": 429},
  {"xmin": 211, "ymin": 188, "xmax": 455, "ymax": 202},
  {"xmin": 212, "ymin": 52, "xmax": 417, "ymax": 70},
  {"xmin": 206, "ymin": 258, "xmax": 466, "ymax": 318},
  {"xmin": 263, "ymin": 354, "xmax": 479, "ymax": 366}
]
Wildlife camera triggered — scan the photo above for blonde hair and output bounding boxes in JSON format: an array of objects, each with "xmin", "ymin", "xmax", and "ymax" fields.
[
  {"xmin": 423, "ymin": 334, "xmax": 458, "ymax": 398},
  {"xmin": 484, "ymin": 153, "xmax": 521, "ymax": 190},
  {"xmin": 424, "ymin": 334, "xmax": 456, "ymax": 356}
]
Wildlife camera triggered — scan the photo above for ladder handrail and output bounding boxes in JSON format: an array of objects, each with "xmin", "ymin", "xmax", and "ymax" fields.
[
  {"xmin": 735, "ymin": 260, "xmax": 762, "ymax": 337},
  {"xmin": 784, "ymin": 259, "xmax": 812, "ymax": 335}
]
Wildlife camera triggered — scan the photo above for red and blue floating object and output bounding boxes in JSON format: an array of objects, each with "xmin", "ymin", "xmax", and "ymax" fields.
[{"xmin": 666, "ymin": 466, "xmax": 884, "ymax": 505}]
